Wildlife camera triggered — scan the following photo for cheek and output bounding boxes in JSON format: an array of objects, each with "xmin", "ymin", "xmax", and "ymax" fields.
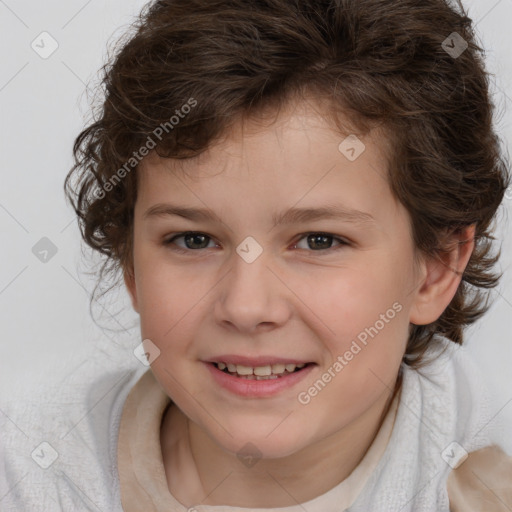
[
  {"xmin": 297, "ymin": 266, "xmax": 409, "ymax": 378},
  {"xmin": 309, "ymin": 322, "xmax": 406, "ymax": 429},
  {"xmin": 135, "ymin": 261, "xmax": 215, "ymax": 359},
  {"xmin": 294, "ymin": 263, "xmax": 404, "ymax": 331},
  {"xmin": 135, "ymin": 263, "xmax": 185, "ymax": 341}
]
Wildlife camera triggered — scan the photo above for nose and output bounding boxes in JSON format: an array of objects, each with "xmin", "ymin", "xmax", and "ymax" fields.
[{"xmin": 214, "ymin": 249, "xmax": 292, "ymax": 334}]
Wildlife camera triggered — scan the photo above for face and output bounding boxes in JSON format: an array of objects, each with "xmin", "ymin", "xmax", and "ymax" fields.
[{"xmin": 126, "ymin": 97, "xmax": 426, "ymax": 459}]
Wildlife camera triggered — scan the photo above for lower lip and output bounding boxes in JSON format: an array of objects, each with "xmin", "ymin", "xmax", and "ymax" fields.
[{"xmin": 204, "ymin": 362, "xmax": 316, "ymax": 398}]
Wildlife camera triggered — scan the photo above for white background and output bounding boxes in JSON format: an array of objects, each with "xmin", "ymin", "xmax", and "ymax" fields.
[{"xmin": 1, "ymin": 0, "xmax": 511, "ymax": 444}]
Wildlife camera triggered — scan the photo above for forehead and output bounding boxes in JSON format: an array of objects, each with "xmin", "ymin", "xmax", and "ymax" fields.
[{"xmin": 136, "ymin": 97, "xmax": 400, "ymax": 223}]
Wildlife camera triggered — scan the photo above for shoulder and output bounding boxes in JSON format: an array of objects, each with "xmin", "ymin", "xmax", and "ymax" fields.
[
  {"xmin": 409, "ymin": 339, "xmax": 512, "ymax": 507},
  {"xmin": 406, "ymin": 337, "xmax": 508, "ymax": 451},
  {"xmin": 447, "ymin": 444, "xmax": 512, "ymax": 511},
  {"xmin": 0, "ymin": 349, "xmax": 147, "ymax": 511}
]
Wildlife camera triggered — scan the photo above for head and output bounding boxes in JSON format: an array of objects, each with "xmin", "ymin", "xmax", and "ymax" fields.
[{"xmin": 66, "ymin": 0, "xmax": 509, "ymax": 457}]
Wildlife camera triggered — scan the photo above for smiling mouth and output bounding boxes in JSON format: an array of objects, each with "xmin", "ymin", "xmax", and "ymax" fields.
[{"xmin": 211, "ymin": 362, "xmax": 313, "ymax": 380}]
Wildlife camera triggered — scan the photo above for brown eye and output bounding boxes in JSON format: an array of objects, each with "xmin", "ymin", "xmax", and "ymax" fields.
[
  {"xmin": 293, "ymin": 232, "xmax": 349, "ymax": 252},
  {"xmin": 164, "ymin": 232, "xmax": 215, "ymax": 251}
]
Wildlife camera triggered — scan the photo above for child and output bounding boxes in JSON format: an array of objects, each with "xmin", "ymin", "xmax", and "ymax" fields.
[{"xmin": 2, "ymin": 0, "xmax": 511, "ymax": 510}]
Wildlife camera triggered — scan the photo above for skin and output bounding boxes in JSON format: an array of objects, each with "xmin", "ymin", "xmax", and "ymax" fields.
[{"xmin": 124, "ymin": 95, "xmax": 475, "ymax": 507}]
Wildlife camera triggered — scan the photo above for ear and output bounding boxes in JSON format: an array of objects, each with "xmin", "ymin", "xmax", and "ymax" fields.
[
  {"xmin": 123, "ymin": 265, "xmax": 139, "ymax": 313},
  {"xmin": 409, "ymin": 224, "xmax": 476, "ymax": 326}
]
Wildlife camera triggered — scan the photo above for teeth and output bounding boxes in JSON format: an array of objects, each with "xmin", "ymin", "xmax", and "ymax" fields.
[
  {"xmin": 215, "ymin": 362, "xmax": 307, "ymax": 376},
  {"xmin": 254, "ymin": 365, "xmax": 272, "ymax": 376},
  {"xmin": 236, "ymin": 364, "xmax": 253, "ymax": 375},
  {"xmin": 271, "ymin": 363, "xmax": 286, "ymax": 374}
]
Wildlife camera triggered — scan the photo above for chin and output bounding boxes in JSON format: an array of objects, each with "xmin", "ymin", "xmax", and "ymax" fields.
[{"xmin": 212, "ymin": 427, "xmax": 309, "ymax": 461}]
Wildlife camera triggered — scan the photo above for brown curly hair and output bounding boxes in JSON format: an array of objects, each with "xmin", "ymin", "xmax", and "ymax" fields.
[{"xmin": 64, "ymin": 0, "xmax": 510, "ymax": 368}]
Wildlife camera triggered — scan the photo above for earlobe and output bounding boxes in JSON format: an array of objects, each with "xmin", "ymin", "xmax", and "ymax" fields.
[
  {"xmin": 409, "ymin": 225, "xmax": 476, "ymax": 326},
  {"xmin": 123, "ymin": 266, "xmax": 139, "ymax": 313}
]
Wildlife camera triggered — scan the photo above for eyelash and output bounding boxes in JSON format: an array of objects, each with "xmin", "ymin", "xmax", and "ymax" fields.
[{"xmin": 162, "ymin": 231, "xmax": 350, "ymax": 255}]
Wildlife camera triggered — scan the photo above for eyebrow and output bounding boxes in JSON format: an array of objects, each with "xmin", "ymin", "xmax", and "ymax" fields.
[{"xmin": 143, "ymin": 203, "xmax": 376, "ymax": 227}]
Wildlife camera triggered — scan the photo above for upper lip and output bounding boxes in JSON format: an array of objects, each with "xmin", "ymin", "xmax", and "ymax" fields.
[{"xmin": 204, "ymin": 355, "xmax": 313, "ymax": 366}]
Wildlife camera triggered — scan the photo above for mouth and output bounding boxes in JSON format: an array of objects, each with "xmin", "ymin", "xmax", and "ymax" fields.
[
  {"xmin": 210, "ymin": 361, "xmax": 313, "ymax": 380},
  {"xmin": 204, "ymin": 358, "xmax": 318, "ymax": 399},
  {"xmin": 203, "ymin": 356, "xmax": 317, "ymax": 397}
]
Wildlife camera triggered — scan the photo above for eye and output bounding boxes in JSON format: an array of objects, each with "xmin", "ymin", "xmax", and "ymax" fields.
[
  {"xmin": 292, "ymin": 232, "xmax": 349, "ymax": 252},
  {"xmin": 163, "ymin": 232, "xmax": 218, "ymax": 252}
]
